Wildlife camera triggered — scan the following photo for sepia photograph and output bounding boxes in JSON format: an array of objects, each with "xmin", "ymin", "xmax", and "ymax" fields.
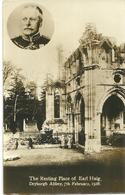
[{"xmin": 3, "ymin": 0, "xmax": 125, "ymax": 194}]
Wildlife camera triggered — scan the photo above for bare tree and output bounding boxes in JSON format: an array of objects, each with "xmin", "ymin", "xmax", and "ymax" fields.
[{"xmin": 3, "ymin": 61, "xmax": 14, "ymax": 85}]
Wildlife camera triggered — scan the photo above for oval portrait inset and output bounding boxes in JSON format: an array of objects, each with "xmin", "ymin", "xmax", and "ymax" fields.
[{"xmin": 7, "ymin": 3, "xmax": 54, "ymax": 50}]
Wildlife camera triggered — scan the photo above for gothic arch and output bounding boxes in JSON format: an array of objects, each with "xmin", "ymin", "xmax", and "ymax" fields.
[
  {"xmin": 97, "ymin": 87, "xmax": 125, "ymax": 144},
  {"xmin": 74, "ymin": 91, "xmax": 85, "ymax": 145},
  {"xmin": 97, "ymin": 87, "xmax": 125, "ymax": 114}
]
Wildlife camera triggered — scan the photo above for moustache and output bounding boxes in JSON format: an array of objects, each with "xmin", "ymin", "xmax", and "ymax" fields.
[{"xmin": 24, "ymin": 28, "xmax": 33, "ymax": 30}]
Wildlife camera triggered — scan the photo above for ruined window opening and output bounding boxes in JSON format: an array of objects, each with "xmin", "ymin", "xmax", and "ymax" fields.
[{"xmin": 54, "ymin": 91, "xmax": 60, "ymax": 118}]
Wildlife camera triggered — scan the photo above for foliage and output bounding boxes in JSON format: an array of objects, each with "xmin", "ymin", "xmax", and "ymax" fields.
[
  {"xmin": 3, "ymin": 64, "xmax": 39, "ymax": 133},
  {"xmin": 34, "ymin": 87, "xmax": 46, "ymax": 130},
  {"xmin": 102, "ymin": 132, "xmax": 125, "ymax": 146},
  {"xmin": 34, "ymin": 131, "xmax": 60, "ymax": 144},
  {"xmin": 3, "ymin": 61, "xmax": 47, "ymax": 133}
]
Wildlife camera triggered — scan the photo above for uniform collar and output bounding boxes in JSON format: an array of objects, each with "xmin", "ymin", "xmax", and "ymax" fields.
[{"xmin": 22, "ymin": 32, "xmax": 41, "ymax": 43}]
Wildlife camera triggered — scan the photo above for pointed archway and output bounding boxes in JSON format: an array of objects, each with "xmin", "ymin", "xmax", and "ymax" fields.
[
  {"xmin": 74, "ymin": 92, "xmax": 85, "ymax": 146},
  {"xmin": 101, "ymin": 94, "xmax": 125, "ymax": 143}
]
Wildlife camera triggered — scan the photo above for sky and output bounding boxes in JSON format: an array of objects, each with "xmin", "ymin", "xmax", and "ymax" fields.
[{"xmin": 3, "ymin": 0, "xmax": 125, "ymax": 88}]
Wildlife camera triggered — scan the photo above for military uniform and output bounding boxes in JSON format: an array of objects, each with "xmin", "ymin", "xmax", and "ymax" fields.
[{"xmin": 11, "ymin": 33, "xmax": 50, "ymax": 50}]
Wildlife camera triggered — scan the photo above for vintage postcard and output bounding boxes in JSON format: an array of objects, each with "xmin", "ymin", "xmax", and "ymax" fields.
[{"xmin": 3, "ymin": 0, "xmax": 125, "ymax": 193}]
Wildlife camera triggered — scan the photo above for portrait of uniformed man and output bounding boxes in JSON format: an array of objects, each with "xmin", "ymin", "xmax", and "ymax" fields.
[{"xmin": 11, "ymin": 4, "xmax": 50, "ymax": 50}]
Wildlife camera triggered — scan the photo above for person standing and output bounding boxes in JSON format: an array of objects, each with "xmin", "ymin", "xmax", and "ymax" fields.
[
  {"xmin": 28, "ymin": 136, "xmax": 33, "ymax": 149},
  {"xmin": 15, "ymin": 139, "xmax": 19, "ymax": 150}
]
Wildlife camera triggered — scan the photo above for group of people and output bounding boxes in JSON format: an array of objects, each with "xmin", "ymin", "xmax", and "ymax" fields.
[
  {"xmin": 60, "ymin": 134, "xmax": 73, "ymax": 149},
  {"xmin": 14, "ymin": 134, "xmax": 73, "ymax": 150},
  {"xmin": 14, "ymin": 136, "xmax": 33, "ymax": 150}
]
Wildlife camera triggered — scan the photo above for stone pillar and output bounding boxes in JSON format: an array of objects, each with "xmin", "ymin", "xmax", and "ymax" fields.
[
  {"xmin": 71, "ymin": 113, "xmax": 74, "ymax": 133},
  {"xmin": 68, "ymin": 114, "xmax": 70, "ymax": 132},
  {"xmin": 84, "ymin": 116, "xmax": 90, "ymax": 152},
  {"xmin": 70, "ymin": 114, "xmax": 74, "ymax": 133},
  {"xmin": 74, "ymin": 115, "xmax": 78, "ymax": 144},
  {"xmin": 94, "ymin": 113, "xmax": 101, "ymax": 152},
  {"xmin": 85, "ymin": 68, "xmax": 94, "ymax": 153},
  {"xmin": 85, "ymin": 111, "xmax": 101, "ymax": 153},
  {"xmin": 84, "ymin": 67, "xmax": 101, "ymax": 153},
  {"xmin": 61, "ymin": 94, "xmax": 66, "ymax": 119}
]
